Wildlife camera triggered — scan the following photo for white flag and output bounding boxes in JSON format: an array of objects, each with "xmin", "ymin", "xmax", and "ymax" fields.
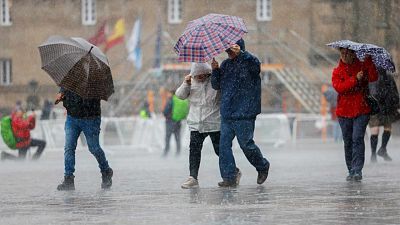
[{"xmin": 126, "ymin": 17, "xmax": 142, "ymax": 70}]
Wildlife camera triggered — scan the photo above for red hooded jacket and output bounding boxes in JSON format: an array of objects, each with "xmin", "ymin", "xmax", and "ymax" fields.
[
  {"xmin": 11, "ymin": 113, "xmax": 36, "ymax": 148},
  {"xmin": 332, "ymin": 57, "xmax": 378, "ymax": 118}
]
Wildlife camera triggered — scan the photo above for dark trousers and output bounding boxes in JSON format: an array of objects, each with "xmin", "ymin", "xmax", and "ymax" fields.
[
  {"xmin": 338, "ymin": 114, "xmax": 370, "ymax": 175},
  {"xmin": 164, "ymin": 120, "xmax": 181, "ymax": 155},
  {"xmin": 1, "ymin": 138, "xmax": 46, "ymax": 160},
  {"xmin": 189, "ymin": 131, "xmax": 220, "ymax": 179},
  {"xmin": 219, "ymin": 119, "xmax": 269, "ymax": 180}
]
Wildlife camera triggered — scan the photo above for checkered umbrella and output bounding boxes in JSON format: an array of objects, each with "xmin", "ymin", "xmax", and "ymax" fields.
[
  {"xmin": 174, "ymin": 14, "xmax": 248, "ymax": 62},
  {"xmin": 327, "ymin": 40, "xmax": 396, "ymax": 72},
  {"xmin": 38, "ymin": 35, "xmax": 114, "ymax": 101}
]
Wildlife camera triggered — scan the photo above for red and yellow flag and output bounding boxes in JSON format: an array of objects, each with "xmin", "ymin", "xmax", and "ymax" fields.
[{"xmin": 105, "ymin": 19, "xmax": 125, "ymax": 52}]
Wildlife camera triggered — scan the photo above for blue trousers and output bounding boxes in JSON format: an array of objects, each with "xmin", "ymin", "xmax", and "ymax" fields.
[
  {"xmin": 338, "ymin": 114, "xmax": 369, "ymax": 175},
  {"xmin": 64, "ymin": 115, "xmax": 110, "ymax": 176},
  {"xmin": 219, "ymin": 119, "xmax": 269, "ymax": 181}
]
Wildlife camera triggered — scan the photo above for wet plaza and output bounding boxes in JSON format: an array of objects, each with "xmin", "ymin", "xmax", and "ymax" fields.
[{"xmin": 1, "ymin": 139, "xmax": 400, "ymax": 225}]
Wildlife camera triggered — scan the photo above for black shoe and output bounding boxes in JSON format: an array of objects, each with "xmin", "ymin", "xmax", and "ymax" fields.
[
  {"xmin": 377, "ymin": 148, "xmax": 392, "ymax": 161},
  {"xmin": 371, "ymin": 153, "xmax": 377, "ymax": 163},
  {"xmin": 57, "ymin": 175, "xmax": 75, "ymax": 191},
  {"xmin": 218, "ymin": 180, "xmax": 237, "ymax": 188},
  {"xmin": 101, "ymin": 168, "xmax": 113, "ymax": 189},
  {"xmin": 257, "ymin": 163, "xmax": 270, "ymax": 185},
  {"xmin": 346, "ymin": 174, "xmax": 353, "ymax": 181},
  {"xmin": 353, "ymin": 173, "xmax": 362, "ymax": 182}
]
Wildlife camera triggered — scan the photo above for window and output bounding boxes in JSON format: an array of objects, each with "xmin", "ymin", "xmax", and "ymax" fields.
[
  {"xmin": 81, "ymin": 0, "xmax": 96, "ymax": 25},
  {"xmin": 0, "ymin": 0, "xmax": 12, "ymax": 26},
  {"xmin": 0, "ymin": 59, "xmax": 12, "ymax": 85},
  {"xmin": 257, "ymin": 0, "xmax": 272, "ymax": 21},
  {"xmin": 168, "ymin": 0, "xmax": 182, "ymax": 24}
]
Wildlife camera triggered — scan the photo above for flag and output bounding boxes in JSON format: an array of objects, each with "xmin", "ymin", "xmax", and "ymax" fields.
[
  {"xmin": 126, "ymin": 17, "xmax": 142, "ymax": 70},
  {"xmin": 88, "ymin": 21, "xmax": 107, "ymax": 46},
  {"xmin": 105, "ymin": 18, "xmax": 125, "ymax": 52},
  {"xmin": 153, "ymin": 23, "xmax": 162, "ymax": 69}
]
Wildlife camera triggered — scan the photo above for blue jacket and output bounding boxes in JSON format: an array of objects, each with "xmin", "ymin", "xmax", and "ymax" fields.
[{"xmin": 211, "ymin": 51, "xmax": 261, "ymax": 120}]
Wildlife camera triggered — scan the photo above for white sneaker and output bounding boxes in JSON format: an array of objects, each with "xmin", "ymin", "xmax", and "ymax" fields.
[
  {"xmin": 235, "ymin": 168, "xmax": 242, "ymax": 185},
  {"xmin": 181, "ymin": 176, "xmax": 199, "ymax": 189}
]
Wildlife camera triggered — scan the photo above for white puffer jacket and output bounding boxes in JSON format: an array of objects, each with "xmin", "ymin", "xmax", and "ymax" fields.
[{"xmin": 175, "ymin": 77, "xmax": 221, "ymax": 133}]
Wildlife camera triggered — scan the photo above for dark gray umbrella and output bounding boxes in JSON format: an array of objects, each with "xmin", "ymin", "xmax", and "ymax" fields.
[{"xmin": 38, "ymin": 35, "xmax": 114, "ymax": 100}]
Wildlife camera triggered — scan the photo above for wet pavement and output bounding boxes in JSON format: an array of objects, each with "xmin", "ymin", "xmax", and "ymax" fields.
[{"xmin": 1, "ymin": 138, "xmax": 400, "ymax": 225}]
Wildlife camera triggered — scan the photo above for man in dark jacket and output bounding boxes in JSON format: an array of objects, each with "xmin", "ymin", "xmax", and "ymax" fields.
[
  {"xmin": 55, "ymin": 88, "xmax": 113, "ymax": 190},
  {"xmin": 211, "ymin": 39, "xmax": 270, "ymax": 187},
  {"xmin": 162, "ymin": 90, "xmax": 182, "ymax": 157}
]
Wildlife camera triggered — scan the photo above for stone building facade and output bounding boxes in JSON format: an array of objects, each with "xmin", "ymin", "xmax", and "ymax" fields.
[{"xmin": 1, "ymin": 0, "xmax": 399, "ymax": 113}]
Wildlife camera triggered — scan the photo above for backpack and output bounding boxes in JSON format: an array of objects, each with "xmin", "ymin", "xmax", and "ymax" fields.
[
  {"xmin": 172, "ymin": 95, "xmax": 189, "ymax": 122},
  {"xmin": 1, "ymin": 116, "xmax": 17, "ymax": 150}
]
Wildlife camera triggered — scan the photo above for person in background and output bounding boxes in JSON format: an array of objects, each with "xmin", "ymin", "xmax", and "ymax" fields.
[
  {"xmin": 162, "ymin": 90, "xmax": 188, "ymax": 157},
  {"xmin": 323, "ymin": 85, "xmax": 342, "ymax": 142},
  {"xmin": 40, "ymin": 99, "xmax": 53, "ymax": 120},
  {"xmin": 1, "ymin": 109, "xmax": 46, "ymax": 161},
  {"xmin": 332, "ymin": 47, "xmax": 378, "ymax": 182},
  {"xmin": 368, "ymin": 68, "xmax": 400, "ymax": 162}
]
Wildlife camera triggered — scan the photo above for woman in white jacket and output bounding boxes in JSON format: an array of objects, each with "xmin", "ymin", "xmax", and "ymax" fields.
[{"xmin": 176, "ymin": 62, "xmax": 241, "ymax": 188}]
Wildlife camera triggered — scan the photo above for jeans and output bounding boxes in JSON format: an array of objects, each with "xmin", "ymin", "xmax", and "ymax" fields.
[
  {"xmin": 219, "ymin": 119, "xmax": 269, "ymax": 181},
  {"xmin": 164, "ymin": 120, "xmax": 182, "ymax": 155},
  {"xmin": 338, "ymin": 114, "xmax": 370, "ymax": 175},
  {"xmin": 64, "ymin": 115, "xmax": 110, "ymax": 176},
  {"xmin": 189, "ymin": 131, "xmax": 220, "ymax": 179}
]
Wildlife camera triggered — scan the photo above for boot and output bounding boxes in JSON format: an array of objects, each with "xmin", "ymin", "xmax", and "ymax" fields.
[
  {"xmin": 57, "ymin": 175, "xmax": 75, "ymax": 191},
  {"xmin": 377, "ymin": 147, "xmax": 392, "ymax": 161},
  {"xmin": 371, "ymin": 153, "xmax": 377, "ymax": 163},
  {"xmin": 257, "ymin": 162, "xmax": 270, "ymax": 185},
  {"xmin": 101, "ymin": 168, "xmax": 113, "ymax": 189}
]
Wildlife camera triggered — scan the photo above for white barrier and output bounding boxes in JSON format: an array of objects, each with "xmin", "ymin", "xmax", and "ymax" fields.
[{"xmin": 1, "ymin": 114, "xmax": 293, "ymax": 151}]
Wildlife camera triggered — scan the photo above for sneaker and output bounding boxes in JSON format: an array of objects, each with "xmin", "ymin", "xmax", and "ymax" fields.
[
  {"xmin": 218, "ymin": 179, "xmax": 237, "ymax": 188},
  {"xmin": 181, "ymin": 176, "xmax": 199, "ymax": 189},
  {"xmin": 101, "ymin": 168, "xmax": 113, "ymax": 189},
  {"xmin": 377, "ymin": 148, "xmax": 392, "ymax": 161},
  {"xmin": 353, "ymin": 173, "xmax": 362, "ymax": 182},
  {"xmin": 57, "ymin": 175, "xmax": 75, "ymax": 191},
  {"xmin": 235, "ymin": 168, "xmax": 242, "ymax": 185},
  {"xmin": 257, "ymin": 163, "xmax": 270, "ymax": 185},
  {"xmin": 346, "ymin": 174, "xmax": 353, "ymax": 181},
  {"xmin": 371, "ymin": 153, "xmax": 377, "ymax": 163}
]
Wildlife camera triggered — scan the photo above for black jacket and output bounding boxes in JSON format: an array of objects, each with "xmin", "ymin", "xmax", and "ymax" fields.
[
  {"xmin": 370, "ymin": 70, "xmax": 400, "ymax": 114},
  {"xmin": 61, "ymin": 88, "xmax": 101, "ymax": 118}
]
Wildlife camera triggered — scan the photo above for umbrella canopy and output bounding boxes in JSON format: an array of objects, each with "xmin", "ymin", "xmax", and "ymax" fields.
[
  {"xmin": 327, "ymin": 40, "xmax": 396, "ymax": 73},
  {"xmin": 174, "ymin": 13, "xmax": 247, "ymax": 62},
  {"xmin": 38, "ymin": 35, "xmax": 114, "ymax": 100}
]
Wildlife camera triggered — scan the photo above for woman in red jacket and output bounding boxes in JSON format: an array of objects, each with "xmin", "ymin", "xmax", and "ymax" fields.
[{"xmin": 332, "ymin": 47, "xmax": 378, "ymax": 182}]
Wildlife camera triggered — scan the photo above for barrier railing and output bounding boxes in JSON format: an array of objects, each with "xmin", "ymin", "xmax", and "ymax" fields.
[{"xmin": 1, "ymin": 114, "xmax": 295, "ymax": 152}]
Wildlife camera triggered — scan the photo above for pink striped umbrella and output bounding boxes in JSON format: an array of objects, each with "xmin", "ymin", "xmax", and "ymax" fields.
[{"xmin": 174, "ymin": 14, "xmax": 248, "ymax": 62}]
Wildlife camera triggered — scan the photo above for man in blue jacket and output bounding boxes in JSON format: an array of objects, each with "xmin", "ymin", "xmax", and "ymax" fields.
[{"xmin": 211, "ymin": 39, "xmax": 270, "ymax": 187}]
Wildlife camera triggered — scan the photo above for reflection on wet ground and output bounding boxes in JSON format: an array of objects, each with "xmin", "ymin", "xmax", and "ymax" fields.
[{"xmin": 1, "ymin": 139, "xmax": 399, "ymax": 224}]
